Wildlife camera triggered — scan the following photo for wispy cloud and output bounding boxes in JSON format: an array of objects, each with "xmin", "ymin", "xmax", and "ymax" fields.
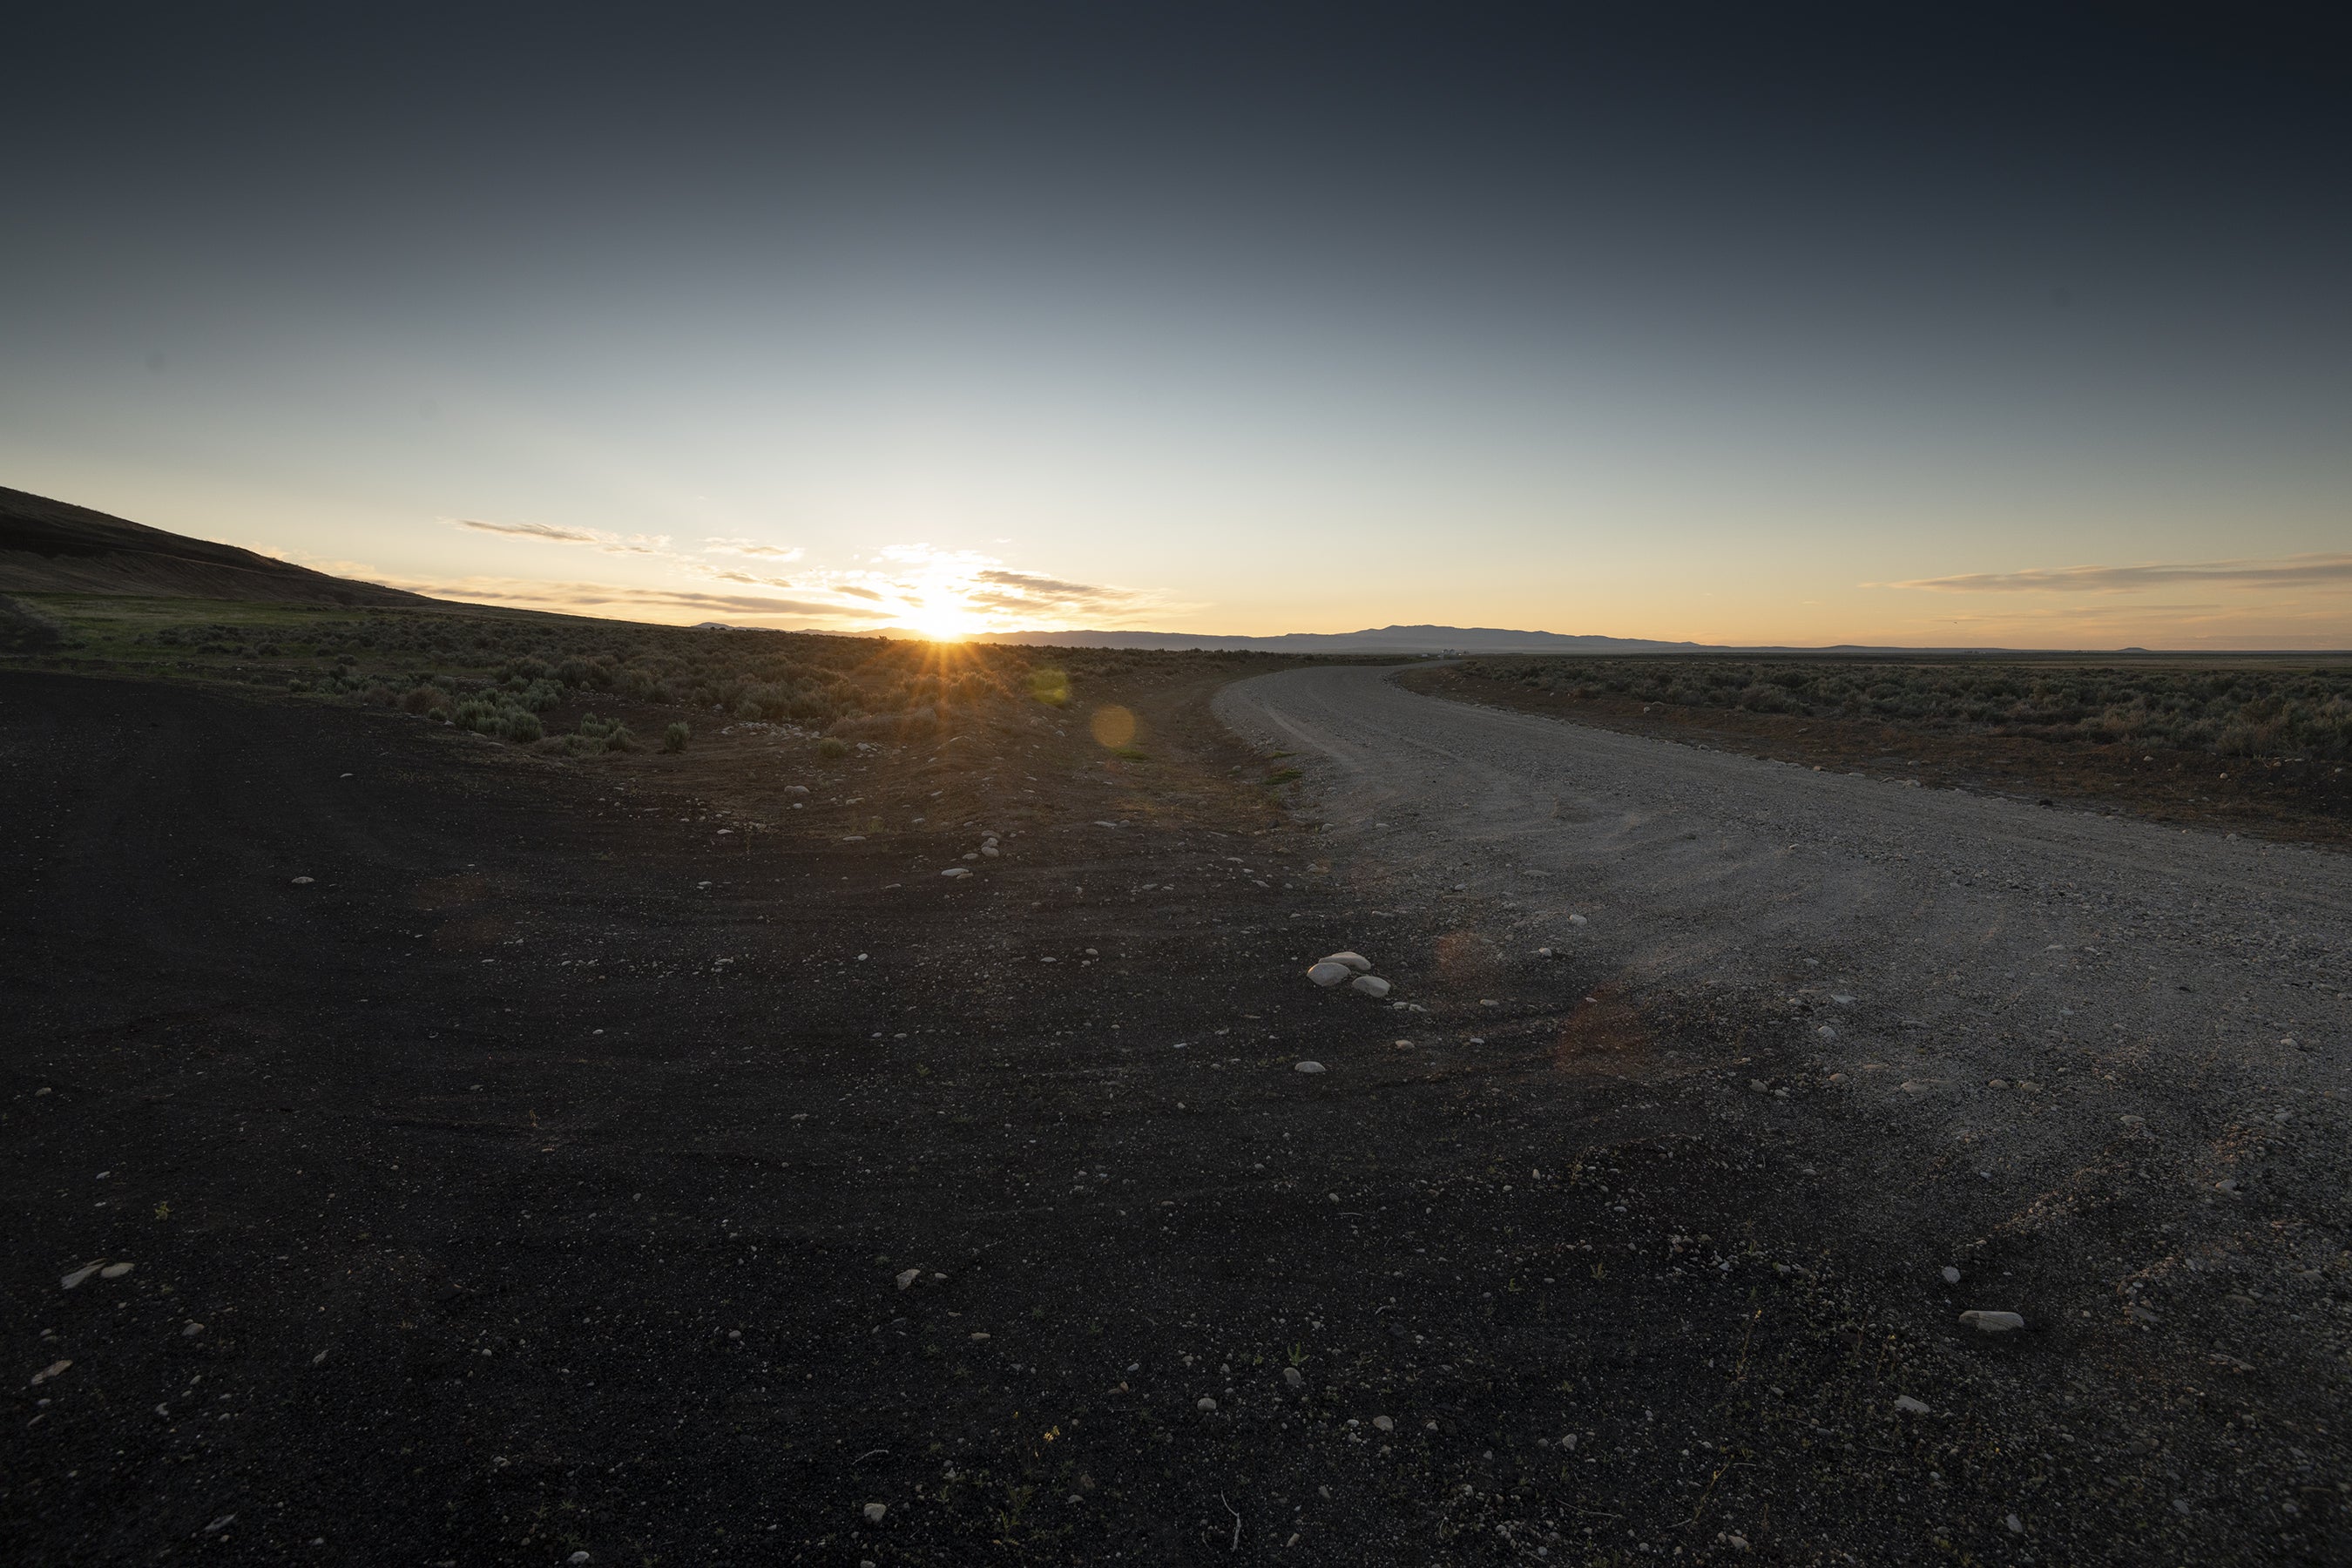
[
  {"xmin": 450, "ymin": 517, "xmax": 671, "ymax": 555},
  {"xmin": 428, "ymin": 520, "xmax": 1183, "ymax": 632},
  {"xmin": 704, "ymin": 568, "xmax": 801, "ymax": 588},
  {"xmin": 1879, "ymin": 553, "xmax": 2352, "ymax": 594},
  {"xmin": 377, "ymin": 573, "xmax": 897, "ymax": 619},
  {"xmin": 702, "ymin": 537, "xmax": 805, "ymax": 561},
  {"xmin": 970, "ymin": 568, "xmax": 1134, "ymax": 603}
]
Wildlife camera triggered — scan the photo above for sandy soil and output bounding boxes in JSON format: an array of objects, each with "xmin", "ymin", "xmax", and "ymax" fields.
[{"xmin": 4, "ymin": 663, "xmax": 2347, "ymax": 1565}]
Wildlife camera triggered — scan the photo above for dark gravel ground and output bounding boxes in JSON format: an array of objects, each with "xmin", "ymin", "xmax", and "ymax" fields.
[{"xmin": 3, "ymin": 669, "xmax": 2341, "ymax": 1565}]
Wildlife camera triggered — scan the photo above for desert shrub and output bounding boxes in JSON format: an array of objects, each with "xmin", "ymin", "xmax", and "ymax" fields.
[
  {"xmin": 0, "ymin": 596, "xmax": 67, "ymax": 652},
  {"xmin": 1454, "ymin": 656, "xmax": 2352, "ymax": 760},
  {"xmin": 578, "ymin": 714, "xmax": 638, "ymax": 752},
  {"xmin": 663, "ymin": 721, "xmax": 691, "ymax": 754},
  {"xmin": 816, "ymin": 737, "xmax": 849, "ymax": 760}
]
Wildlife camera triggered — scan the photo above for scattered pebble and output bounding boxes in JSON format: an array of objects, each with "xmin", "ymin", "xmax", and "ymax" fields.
[
  {"xmin": 862, "ymin": 1503, "xmax": 888, "ymax": 1524},
  {"xmin": 1305, "ymin": 962, "xmax": 1352, "ymax": 987},
  {"xmin": 1321, "ymin": 951, "xmax": 1371, "ymax": 972},
  {"xmin": 291, "ymin": 875, "xmax": 314, "ymax": 886},
  {"xmin": 895, "ymin": 1268, "xmax": 920, "ymax": 1290},
  {"xmin": 1941, "ymin": 1266, "xmax": 1961, "ymax": 1286},
  {"xmin": 1894, "ymin": 1396, "xmax": 1930, "ymax": 1416},
  {"xmin": 940, "ymin": 867, "xmax": 971, "ymax": 880},
  {"xmin": 1372, "ymin": 1415, "xmax": 1394, "ymax": 1431},
  {"xmin": 60, "ymin": 1263, "xmax": 101, "ymax": 1290},
  {"xmin": 1568, "ymin": 914, "xmax": 1587, "ymax": 926},
  {"xmin": 99, "ymin": 1262, "xmax": 133, "ymax": 1280},
  {"xmin": 1283, "ymin": 1367, "xmax": 1304, "ymax": 1389},
  {"xmin": 30, "ymin": 1359, "xmax": 70, "ymax": 1386},
  {"xmin": 1294, "ymin": 1061, "xmax": 1327, "ymax": 1075},
  {"xmin": 1959, "ymin": 1310, "xmax": 2024, "ymax": 1334},
  {"xmin": 1197, "ymin": 1396, "xmax": 1218, "ymax": 1412},
  {"xmin": 1349, "ymin": 976, "xmax": 1392, "ymax": 998}
]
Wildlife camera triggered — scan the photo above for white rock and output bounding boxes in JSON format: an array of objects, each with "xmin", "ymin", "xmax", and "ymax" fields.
[
  {"xmin": 61, "ymin": 1263, "xmax": 101, "ymax": 1290},
  {"xmin": 100, "ymin": 1261, "xmax": 133, "ymax": 1280},
  {"xmin": 1283, "ymin": 1366, "xmax": 1304, "ymax": 1389},
  {"xmin": 1941, "ymin": 1266, "xmax": 1961, "ymax": 1286},
  {"xmin": 1349, "ymin": 975, "xmax": 1392, "ymax": 998},
  {"xmin": 1959, "ymin": 1310, "xmax": 2024, "ymax": 1334},
  {"xmin": 1372, "ymin": 1415, "xmax": 1394, "ymax": 1431},
  {"xmin": 1321, "ymin": 952, "xmax": 1372, "ymax": 972},
  {"xmin": 1568, "ymin": 913, "xmax": 1587, "ymax": 926},
  {"xmin": 1294, "ymin": 1061, "xmax": 1326, "ymax": 1074},
  {"xmin": 2005, "ymin": 1513, "xmax": 2024, "ymax": 1534},
  {"xmin": 569, "ymin": 1554, "xmax": 591, "ymax": 1565},
  {"xmin": 862, "ymin": 1503, "xmax": 888, "ymax": 1524},
  {"xmin": 1536, "ymin": 947, "xmax": 1554, "ymax": 958},
  {"xmin": 1306, "ymin": 962, "xmax": 1351, "ymax": 987},
  {"xmin": 1197, "ymin": 1396, "xmax": 1218, "ymax": 1412},
  {"xmin": 1894, "ymin": 1395, "xmax": 1930, "ymax": 1415},
  {"xmin": 1816, "ymin": 1025, "xmax": 1838, "ymax": 1041},
  {"xmin": 291, "ymin": 875, "xmax": 314, "ymax": 885},
  {"xmin": 940, "ymin": 867, "xmax": 971, "ymax": 879},
  {"xmin": 896, "ymin": 1268, "xmax": 921, "ymax": 1290}
]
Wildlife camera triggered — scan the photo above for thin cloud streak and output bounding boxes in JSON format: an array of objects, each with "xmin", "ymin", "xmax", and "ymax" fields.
[
  {"xmin": 450, "ymin": 517, "xmax": 671, "ymax": 555},
  {"xmin": 703, "ymin": 537, "xmax": 805, "ymax": 561},
  {"xmin": 1880, "ymin": 554, "xmax": 2352, "ymax": 593},
  {"xmin": 384, "ymin": 574, "xmax": 897, "ymax": 618}
]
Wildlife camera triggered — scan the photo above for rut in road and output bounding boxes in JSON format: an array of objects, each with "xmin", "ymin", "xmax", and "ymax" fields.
[{"xmin": 1217, "ymin": 664, "xmax": 2349, "ymax": 1212}]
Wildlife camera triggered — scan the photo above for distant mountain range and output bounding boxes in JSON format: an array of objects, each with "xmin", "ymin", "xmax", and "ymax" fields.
[
  {"xmin": 0, "ymin": 485, "xmax": 434, "ymax": 606},
  {"xmin": 952, "ymin": 625, "xmax": 1707, "ymax": 654}
]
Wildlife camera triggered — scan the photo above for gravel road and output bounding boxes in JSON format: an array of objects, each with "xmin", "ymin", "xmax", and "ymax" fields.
[
  {"xmin": 1220, "ymin": 663, "xmax": 2352, "ymax": 1542},
  {"xmin": 1219, "ymin": 664, "xmax": 2349, "ymax": 1139}
]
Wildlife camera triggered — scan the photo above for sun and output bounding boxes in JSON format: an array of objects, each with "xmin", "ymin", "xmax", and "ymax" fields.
[{"xmin": 904, "ymin": 601, "xmax": 977, "ymax": 641}]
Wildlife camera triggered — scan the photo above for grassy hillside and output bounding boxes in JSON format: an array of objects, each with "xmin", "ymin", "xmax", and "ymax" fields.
[{"xmin": 0, "ymin": 484, "xmax": 433, "ymax": 605}]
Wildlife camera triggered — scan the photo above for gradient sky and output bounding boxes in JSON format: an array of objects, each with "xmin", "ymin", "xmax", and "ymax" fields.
[{"xmin": 6, "ymin": 3, "xmax": 2349, "ymax": 645}]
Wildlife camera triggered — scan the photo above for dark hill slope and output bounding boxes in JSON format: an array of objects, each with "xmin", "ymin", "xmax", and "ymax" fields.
[{"xmin": 0, "ymin": 485, "xmax": 435, "ymax": 605}]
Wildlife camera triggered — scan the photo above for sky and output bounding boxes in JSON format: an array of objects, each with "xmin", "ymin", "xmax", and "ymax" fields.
[{"xmin": 4, "ymin": 3, "xmax": 2349, "ymax": 647}]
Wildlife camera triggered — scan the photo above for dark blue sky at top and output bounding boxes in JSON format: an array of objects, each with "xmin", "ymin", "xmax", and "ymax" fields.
[{"xmin": 4, "ymin": 3, "xmax": 2348, "ymax": 641}]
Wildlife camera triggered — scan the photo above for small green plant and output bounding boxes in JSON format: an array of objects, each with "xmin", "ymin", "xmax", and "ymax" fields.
[
  {"xmin": 816, "ymin": 736, "xmax": 849, "ymax": 760},
  {"xmin": 662, "ymin": 721, "xmax": 691, "ymax": 753}
]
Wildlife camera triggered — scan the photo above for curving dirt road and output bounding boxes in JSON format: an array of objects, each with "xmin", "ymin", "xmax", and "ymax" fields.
[
  {"xmin": 1220, "ymin": 663, "xmax": 2352, "ymax": 1540},
  {"xmin": 1218, "ymin": 664, "xmax": 2349, "ymax": 1138}
]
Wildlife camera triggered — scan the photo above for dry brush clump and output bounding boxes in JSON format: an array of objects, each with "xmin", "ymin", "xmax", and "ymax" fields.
[
  {"xmin": 128, "ymin": 614, "xmax": 1100, "ymax": 748},
  {"xmin": 1462, "ymin": 657, "xmax": 2352, "ymax": 760}
]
